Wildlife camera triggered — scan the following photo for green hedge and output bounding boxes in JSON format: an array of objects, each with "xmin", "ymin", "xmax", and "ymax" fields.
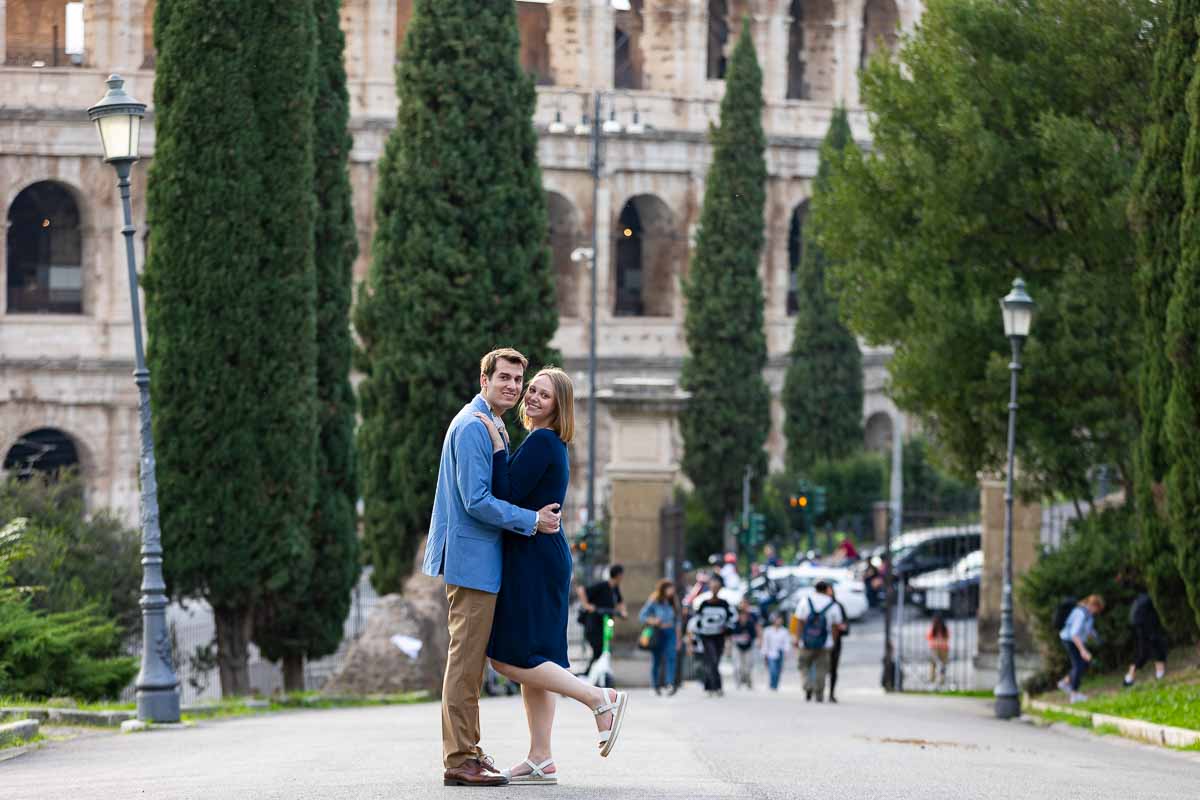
[{"xmin": 1018, "ymin": 508, "xmax": 1141, "ymax": 692}]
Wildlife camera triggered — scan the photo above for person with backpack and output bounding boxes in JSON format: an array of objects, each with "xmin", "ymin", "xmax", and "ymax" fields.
[
  {"xmin": 1056, "ymin": 594, "xmax": 1104, "ymax": 703},
  {"xmin": 792, "ymin": 580, "xmax": 844, "ymax": 702},
  {"xmin": 1124, "ymin": 590, "xmax": 1168, "ymax": 687},
  {"xmin": 638, "ymin": 579, "xmax": 679, "ymax": 696}
]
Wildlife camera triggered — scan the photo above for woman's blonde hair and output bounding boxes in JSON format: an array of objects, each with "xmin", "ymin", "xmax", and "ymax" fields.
[
  {"xmin": 1084, "ymin": 594, "xmax": 1105, "ymax": 612},
  {"xmin": 519, "ymin": 366, "xmax": 575, "ymax": 443}
]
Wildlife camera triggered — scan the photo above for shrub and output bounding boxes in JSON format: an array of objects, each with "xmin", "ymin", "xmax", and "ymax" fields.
[{"xmin": 1018, "ymin": 508, "xmax": 1141, "ymax": 691}]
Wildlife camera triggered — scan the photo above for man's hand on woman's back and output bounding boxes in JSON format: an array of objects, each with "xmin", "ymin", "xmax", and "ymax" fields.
[{"xmin": 536, "ymin": 503, "xmax": 561, "ymax": 533}]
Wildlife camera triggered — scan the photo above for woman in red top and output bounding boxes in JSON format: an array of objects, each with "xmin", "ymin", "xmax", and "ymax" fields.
[{"xmin": 927, "ymin": 613, "xmax": 950, "ymax": 686}]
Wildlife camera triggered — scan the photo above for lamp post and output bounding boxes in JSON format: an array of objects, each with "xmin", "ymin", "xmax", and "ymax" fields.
[
  {"xmin": 994, "ymin": 277, "xmax": 1034, "ymax": 720},
  {"xmin": 88, "ymin": 75, "xmax": 180, "ymax": 723}
]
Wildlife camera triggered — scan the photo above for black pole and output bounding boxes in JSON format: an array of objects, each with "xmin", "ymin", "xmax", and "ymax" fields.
[
  {"xmin": 994, "ymin": 335, "xmax": 1023, "ymax": 719},
  {"xmin": 114, "ymin": 159, "xmax": 181, "ymax": 723}
]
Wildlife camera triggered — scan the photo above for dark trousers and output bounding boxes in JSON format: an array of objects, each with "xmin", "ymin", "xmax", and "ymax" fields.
[
  {"xmin": 584, "ymin": 619, "xmax": 604, "ymax": 674},
  {"xmin": 1063, "ymin": 641, "xmax": 1089, "ymax": 691},
  {"xmin": 701, "ymin": 635, "xmax": 726, "ymax": 692},
  {"xmin": 1133, "ymin": 624, "xmax": 1168, "ymax": 668},
  {"xmin": 828, "ymin": 638, "xmax": 843, "ymax": 697}
]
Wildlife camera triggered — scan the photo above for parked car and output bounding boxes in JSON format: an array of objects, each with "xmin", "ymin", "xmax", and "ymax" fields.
[
  {"xmin": 770, "ymin": 566, "xmax": 869, "ymax": 622},
  {"xmin": 908, "ymin": 549, "xmax": 983, "ymax": 618},
  {"xmin": 889, "ymin": 526, "xmax": 981, "ymax": 582}
]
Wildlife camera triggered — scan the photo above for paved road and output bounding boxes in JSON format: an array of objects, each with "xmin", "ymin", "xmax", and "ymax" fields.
[{"xmin": 6, "ymin": 676, "xmax": 1198, "ymax": 799}]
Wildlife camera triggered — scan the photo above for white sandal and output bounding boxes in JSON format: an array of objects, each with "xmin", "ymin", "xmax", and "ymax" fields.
[
  {"xmin": 502, "ymin": 758, "xmax": 558, "ymax": 785},
  {"xmin": 594, "ymin": 688, "xmax": 629, "ymax": 758}
]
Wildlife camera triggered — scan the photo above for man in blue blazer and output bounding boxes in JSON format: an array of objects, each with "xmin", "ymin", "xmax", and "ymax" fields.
[{"xmin": 424, "ymin": 347, "xmax": 562, "ymax": 787}]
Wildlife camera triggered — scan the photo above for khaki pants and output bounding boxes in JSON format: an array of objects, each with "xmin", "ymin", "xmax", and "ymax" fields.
[
  {"xmin": 799, "ymin": 648, "xmax": 831, "ymax": 700},
  {"xmin": 442, "ymin": 583, "xmax": 498, "ymax": 769}
]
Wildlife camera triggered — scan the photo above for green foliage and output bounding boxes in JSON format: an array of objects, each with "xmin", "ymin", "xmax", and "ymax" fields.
[
  {"xmin": 1130, "ymin": 0, "xmax": 1200, "ymax": 642},
  {"xmin": 806, "ymin": 451, "xmax": 887, "ymax": 524},
  {"xmin": 894, "ymin": 437, "xmax": 980, "ymax": 516},
  {"xmin": 817, "ymin": 0, "xmax": 1159, "ymax": 501},
  {"xmin": 1, "ymin": 475, "xmax": 140, "ymax": 636},
  {"xmin": 1078, "ymin": 682, "xmax": 1200, "ymax": 732},
  {"xmin": 254, "ymin": 0, "xmax": 361, "ymax": 668},
  {"xmin": 680, "ymin": 25, "xmax": 771, "ymax": 536},
  {"xmin": 1166, "ymin": 9, "xmax": 1200, "ymax": 633},
  {"xmin": 146, "ymin": 0, "xmax": 319, "ymax": 690},
  {"xmin": 1018, "ymin": 509, "xmax": 1140, "ymax": 689},
  {"xmin": 783, "ymin": 108, "xmax": 863, "ymax": 472},
  {"xmin": 354, "ymin": 0, "xmax": 557, "ymax": 593}
]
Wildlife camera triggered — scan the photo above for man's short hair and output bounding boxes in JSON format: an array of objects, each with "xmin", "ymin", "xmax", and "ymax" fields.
[
  {"xmin": 609, "ymin": 564, "xmax": 624, "ymax": 579},
  {"xmin": 814, "ymin": 580, "xmax": 830, "ymax": 594},
  {"xmin": 480, "ymin": 348, "xmax": 528, "ymax": 378},
  {"xmin": 709, "ymin": 573, "xmax": 724, "ymax": 589}
]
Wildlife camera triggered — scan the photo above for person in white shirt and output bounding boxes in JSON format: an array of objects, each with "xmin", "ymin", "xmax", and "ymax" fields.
[
  {"xmin": 760, "ymin": 613, "xmax": 790, "ymax": 690},
  {"xmin": 792, "ymin": 581, "xmax": 845, "ymax": 702}
]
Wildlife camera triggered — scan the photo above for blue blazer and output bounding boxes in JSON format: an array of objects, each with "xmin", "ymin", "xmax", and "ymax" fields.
[{"xmin": 421, "ymin": 394, "xmax": 539, "ymax": 593}]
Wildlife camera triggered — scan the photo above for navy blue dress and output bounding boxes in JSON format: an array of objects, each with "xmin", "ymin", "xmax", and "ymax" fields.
[{"xmin": 486, "ymin": 427, "xmax": 572, "ymax": 669}]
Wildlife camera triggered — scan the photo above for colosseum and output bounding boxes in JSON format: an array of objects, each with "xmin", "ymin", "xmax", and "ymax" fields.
[{"xmin": 0, "ymin": 0, "xmax": 914, "ymax": 527}]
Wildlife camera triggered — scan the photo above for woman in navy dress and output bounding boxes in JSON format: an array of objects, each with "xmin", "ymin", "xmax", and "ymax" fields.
[{"xmin": 476, "ymin": 367, "xmax": 630, "ymax": 784}]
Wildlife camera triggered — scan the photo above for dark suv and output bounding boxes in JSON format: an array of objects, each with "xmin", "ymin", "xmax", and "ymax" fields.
[{"xmin": 890, "ymin": 526, "xmax": 981, "ymax": 581}]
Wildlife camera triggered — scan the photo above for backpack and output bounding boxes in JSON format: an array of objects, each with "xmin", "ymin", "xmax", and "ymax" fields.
[
  {"xmin": 801, "ymin": 598, "xmax": 830, "ymax": 649},
  {"xmin": 1052, "ymin": 597, "xmax": 1077, "ymax": 632}
]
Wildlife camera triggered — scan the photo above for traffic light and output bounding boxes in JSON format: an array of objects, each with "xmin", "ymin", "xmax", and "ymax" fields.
[
  {"xmin": 812, "ymin": 486, "xmax": 827, "ymax": 518},
  {"xmin": 748, "ymin": 512, "xmax": 765, "ymax": 546}
]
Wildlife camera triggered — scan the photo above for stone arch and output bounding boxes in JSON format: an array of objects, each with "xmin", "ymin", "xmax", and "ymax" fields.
[
  {"xmin": 3, "ymin": 427, "xmax": 82, "ymax": 479},
  {"xmin": 547, "ymin": 191, "xmax": 582, "ymax": 318},
  {"xmin": 861, "ymin": 0, "xmax": 900, "ymax": 69},
  {"xmin": 5, "ymin": 0, "xmax": 75, "ymax": 66},
  {"xmin": 787, "ymin": 0, "xmax": 837, "ymax": 101},
  {"xmin": 864, "ymin": 411, "xmax": 894, "ymax": 453},
  {"xmin": 517, "ymin": 1, "xmax": 554, "ymax": 85},
  {"xmin": 706, "ymin": 0, "xmax": 729, "ymax": 80},
  {"xmin": 143, "ymin": 0, "xmax": 157, "ymax": 68},
  {"xmin": 613, "ymin": 194, "xmax": 679, "ymax": 318},
  {"xmin": 613, "ymin": 0, "xmax": 644, "ymax": 90},
  {"xmin": 396, "ymin": 0, "xmax": 414, "ymax": 60},
  {"xmin": 786, "ymin": 200, "xmax": 809, "ymax": 315},
  {"xmin": 6, "ymin": 180, "xmax": 84, "ymax": 314}
]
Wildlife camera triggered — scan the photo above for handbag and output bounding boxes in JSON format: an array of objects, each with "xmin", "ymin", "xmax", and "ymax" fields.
[{"xmin": 638, "ymin": 625, "xmax": 661, "ymax": 651}]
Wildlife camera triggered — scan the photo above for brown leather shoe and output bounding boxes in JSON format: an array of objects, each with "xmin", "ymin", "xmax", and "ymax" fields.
[{"xmin": 443, "ymin": 758, "xmax": 509, "ymax": 787}]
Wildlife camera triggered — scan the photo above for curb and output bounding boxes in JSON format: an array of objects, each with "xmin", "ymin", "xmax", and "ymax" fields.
[
  {"xmin": 0, "ymin": 718, "xmax": 39, "ymax": 747},
  {"xmin": 0, "ymin": 707, "xmax": 134, "ymax": 727},
  {"xmin": 1025, "ymin": 696, "xmax": 1200, "ymax": 749}
]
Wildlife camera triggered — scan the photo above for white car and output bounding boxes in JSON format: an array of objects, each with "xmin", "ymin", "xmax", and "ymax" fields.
[{"xmin": 768, "ymin": 566, "xmax": 869, "ymax": 621}]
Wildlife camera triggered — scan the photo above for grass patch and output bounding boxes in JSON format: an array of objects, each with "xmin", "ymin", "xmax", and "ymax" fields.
[
  {"xmin": 179, "ymin": 690, "xmax": 431, "ymax": 722},
  {"xmin": 0, "ymin": 695, "xmax": 134, "ymax": 712},
  {"xmin": 912, "ymin": 689, "xmax": 994, "ymax": 699},
  {"xmin": 1075, "ymin": 683, "xmax": 1200, "ymax": 732},
  {"xmin": 1035, "ymin": 708, "xmax": 1093, "ymax": 729},
  {"xmin": 1093, "ymin": 723, "xmax": 1120, "ymax": 737},
  {"xmin": 0, "ymin": 733, "xmax": 44, "ymax": 751}
]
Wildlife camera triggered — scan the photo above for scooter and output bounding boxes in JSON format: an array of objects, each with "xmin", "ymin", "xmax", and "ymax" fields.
[{"xmin": 585, "ymin": 607, "xmax": 618, "ymax": 688}]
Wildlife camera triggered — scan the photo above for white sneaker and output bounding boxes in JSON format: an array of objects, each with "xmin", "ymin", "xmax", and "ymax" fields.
[{"xmin": 1057, "ymin": 677, "xmax": 1070, "ymax": 692}]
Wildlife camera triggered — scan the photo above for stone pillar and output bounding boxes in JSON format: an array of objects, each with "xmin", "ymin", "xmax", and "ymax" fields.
[
  {"xmin": 599, "ymin": 378, "xmax": 687, "ymax": 642},
  {"xmin": 0, "ymin": 0, "xmax": 8, "ymax": 65},
  {"xmin": 974, "ymin": 476, "xmax": 1042, "ymax": 686}
]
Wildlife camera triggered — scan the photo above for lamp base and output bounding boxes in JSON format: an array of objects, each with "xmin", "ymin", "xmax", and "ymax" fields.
[
  {"xmin": 137, "ymin": 687, "xmax": 181, "ymax": 723},
  {"xmin": 994, "ymin": 692, "xmax": 1021, "ymax": 720}
]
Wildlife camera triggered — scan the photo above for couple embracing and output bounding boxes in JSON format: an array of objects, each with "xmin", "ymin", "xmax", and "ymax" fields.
[{"xmin": 422, "ymin": 348, "xmax": 631, "ymax": 787}]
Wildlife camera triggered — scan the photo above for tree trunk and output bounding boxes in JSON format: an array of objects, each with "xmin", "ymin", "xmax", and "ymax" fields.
[
  {"xmin": 282, "ymin": 652, "xmax": 305, "ymax": 693},
  {"xmin": 214, "ymin": 605, "xmax": 253, "ymax": 697}
]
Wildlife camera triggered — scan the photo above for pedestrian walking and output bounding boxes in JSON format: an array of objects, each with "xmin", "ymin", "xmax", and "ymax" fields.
[
  {"xmin": 576, "ymin": 564, "xmax": 627, "ymax": 675},
  {"xmin": 927, "ymin": 613, "xmax": 949, "ymax": 686},
  {"xmin": 731, "ymin": 599, "xmax": 761, "ymax": 689},
  {"xmin": 827, "ymin": 594, "xmax": 849, "ymax": 702},
  {"xmin": 793, "ymin": 581, "xmax": 844, "ymax": 702},
  {"xmin": 760, "ymin": 613, "xmax": 789, "ymax": 690},
  {"xmin": 1057, "ymin": 594, "xmax": 1104, "ymax": 703},
  {"xmin": 1125, "ymin": 591, "xmax": 1168, "ymax": 687},
  {"xmin": 689, "ymin": 574, "xmax": 736, "ymax": 697},
  {"xmin": 639, "ymin": 579, "xmax": 680, "ymax": 696}
]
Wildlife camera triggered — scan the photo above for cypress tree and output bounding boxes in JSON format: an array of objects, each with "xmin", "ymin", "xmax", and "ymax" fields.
[
  {"xmin": 1130, "ymin": 0, "xmax": 1199, "ymax": 639},
  {"xmin": 253, "ymin": 0, "xmax": 361, "ymax": 690},
  {"xmin": 680, "ymin": 24, "xmax": 771, "ymax": 555},
  {"xmin": 1166, "ymin": 25, "xmax": 1200, "ymax": 631},
  {"xmin": 354, "ymin": 0, "xmax": 557, "ymax": 593},
  {"xmin": 782, "ymin": 108, "xmax": 864, "ymax": 474},
  {"xmin": 145, "ymin": 0, "xmax": 318, "ymax": 696}
]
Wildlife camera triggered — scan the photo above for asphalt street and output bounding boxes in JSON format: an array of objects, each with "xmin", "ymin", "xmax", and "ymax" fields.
[{"xmin": 5, "ymin": 665, "xmax": 1198, "ymax": 800}]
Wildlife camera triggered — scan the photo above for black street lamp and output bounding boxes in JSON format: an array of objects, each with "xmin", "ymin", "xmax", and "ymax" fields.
[
  {"xmin": 87, "ymin": 75, "xmax": 181, "ymax": 723},
  {"xmin": 994, "ymin": 277, "xmax": 1034, "ymax": 720}
]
